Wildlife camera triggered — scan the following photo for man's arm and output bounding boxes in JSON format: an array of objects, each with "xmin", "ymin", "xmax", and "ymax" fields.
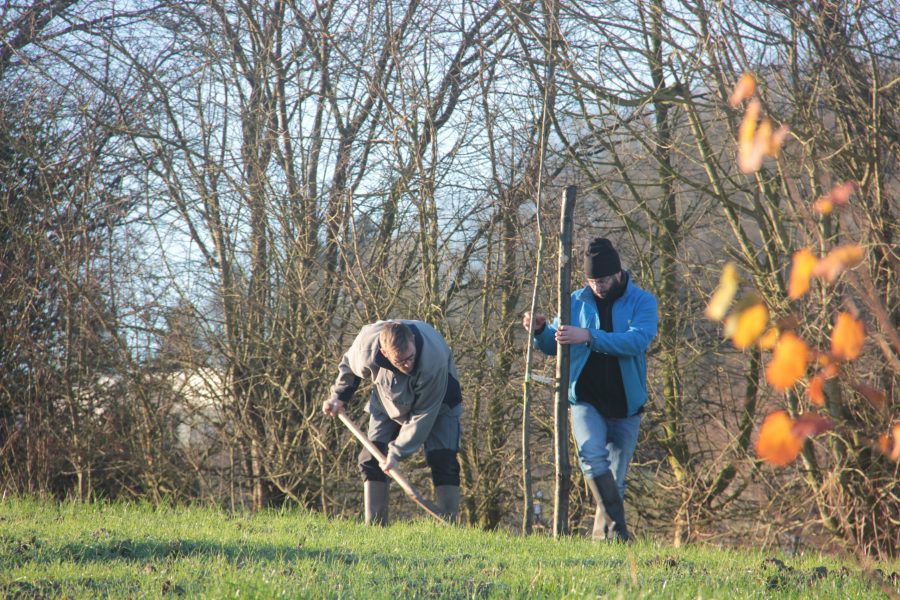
[
  {"xmin": 323, "ymin": 330, "xmax": 377, "ymax": 415},
  {"xmin": 533, "ymin": 317, "xmax": 559, "ymax": 355},
  {"xmin": 330, "ymin": 352, "xmax": 363, "ymax": 402}
]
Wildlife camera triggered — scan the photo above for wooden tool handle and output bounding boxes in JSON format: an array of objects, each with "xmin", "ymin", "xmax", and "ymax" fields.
[{"xmin": 337, "ymin": 412, "xmax": 446, "ymax": 523}]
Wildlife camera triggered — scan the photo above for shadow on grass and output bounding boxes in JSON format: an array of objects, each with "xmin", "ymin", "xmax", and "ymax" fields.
[
  {"xmin": 54, "ymin": 536, "xmax": 368, "ymax": 566},
  {"xmin": 2, "ymin": 532, "xmax": 372, "ymax": 569},
  {"xmin": 2, "ymin": 532, "xmax": 520, "ymax": 598},
  {"xmin": 3, "ymin": 535, "xmax": 509, "ymax": 598}
]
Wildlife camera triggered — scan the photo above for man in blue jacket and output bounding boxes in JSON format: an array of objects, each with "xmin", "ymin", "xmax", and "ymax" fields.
[{"xmin": 523, "ymin": 237, "xmax": 657, "ymax": 541}]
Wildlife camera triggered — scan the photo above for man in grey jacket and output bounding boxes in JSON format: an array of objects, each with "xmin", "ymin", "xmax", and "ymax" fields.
[{"xmin": 322, "ymin": 320, "xmax": 462, "ymax": 525}]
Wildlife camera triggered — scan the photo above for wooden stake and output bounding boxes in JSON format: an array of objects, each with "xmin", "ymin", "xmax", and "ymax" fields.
[{"xmin": 553, "ymin": 185, "xmax": 576, "ymax": 537}]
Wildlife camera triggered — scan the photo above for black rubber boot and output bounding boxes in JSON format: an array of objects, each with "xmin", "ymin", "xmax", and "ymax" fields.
[
  {"xmin": 364, "ymin": 481, "xmax": 389, "ymax": 526},
  {"xmin": 586, "ymin": 477, "xmax": 610, "ymax": 541},
  {"xmin": 586, "ymin": 472, "xmax": 630, "ymax": 542},
  {"xmin": 434, "ymin": 485, "xmax": 460, "ymax": 523}
]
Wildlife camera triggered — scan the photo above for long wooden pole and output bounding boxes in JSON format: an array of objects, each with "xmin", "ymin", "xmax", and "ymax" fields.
[
  {"xmin": 337, "ymin": 412, "xmax": 446, "ymax": 523},
  {"xmin": 521, "ymin": 0, "xmax": 560, "ymax": 536},
  {"xmin": 553, "ymin": 185, "xmax": 576, "ymax": 537}
]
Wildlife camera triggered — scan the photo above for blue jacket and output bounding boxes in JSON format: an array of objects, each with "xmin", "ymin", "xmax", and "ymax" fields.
[{"xmin": 533, "ymin": 275, "xmax": 658, "ymax": 416}]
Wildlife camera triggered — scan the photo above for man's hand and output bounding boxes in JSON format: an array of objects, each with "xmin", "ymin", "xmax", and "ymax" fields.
[
  {"xmin": 522, "ymin": 311, "xmax": 547, "ymax": 332},
  {"xmin": 379, "ymin": 453, "xmax": 398, "ymax": 474},
  {"xmin": 555, "ymin": 325, "xmax": 591, "ymax": 346},
  {"xmin": 322, "ymin": 399, "xmax": 345, "ymax": 416}
]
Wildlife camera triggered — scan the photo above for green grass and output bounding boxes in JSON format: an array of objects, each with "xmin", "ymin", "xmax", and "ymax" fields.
[{"xmin": 0, "ymin": 497, "xmax": 896, "ymax": 599}]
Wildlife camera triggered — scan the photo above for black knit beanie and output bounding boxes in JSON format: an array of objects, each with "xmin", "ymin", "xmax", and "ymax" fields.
[{"xmin": 583, "ymin": 237, "xmax": 621, "ymax": 279}]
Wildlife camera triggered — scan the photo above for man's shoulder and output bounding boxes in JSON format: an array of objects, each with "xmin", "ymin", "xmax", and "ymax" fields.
[
  {"xmin": 571, "ymin": 285, "xmax": 592, "ymax": 301},
  {"xmin": 351, "ymin": 323, "xmax": 386, "ymax": 362},
  {"xmin": 357, "ymin": 321, "xmax": 386, "ymax": 342},
  {"xmin": 618, "ymin": 278, "xmax": 656, "ymax": 313},
  {"xmin": 623, "ymin": 276, "xmax": 655, "ymax": 298},
  {"xmin": 403, "ymin": 320, "xmax": 448, "ymax": 342}
]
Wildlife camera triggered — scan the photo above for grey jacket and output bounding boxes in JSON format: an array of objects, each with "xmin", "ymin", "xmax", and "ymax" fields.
[{"xmin": 329, "ymin": 320, "xmax": 461, "ymax": 461}]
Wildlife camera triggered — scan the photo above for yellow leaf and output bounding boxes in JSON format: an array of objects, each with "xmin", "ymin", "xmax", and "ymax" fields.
[
  {"xmin": 705, "ymin": 262, "xmax": 739, "ymax": 321},
  {"xmin": 735, "ymin": 96, "xmax": 786, "ymax": 173},
  {"xmin": 813, "ymin": 196, "xmax": 834, "ymax": 215},
  {"xmin": 756, "ymin": 410, "xmax": 803, "ymax": 467},
  {"xmin": 728, "ymin": 72, "xmax": 757, "ymax": 107},
  {"xmin": 831, "ymin": 312, "xmax": 864, "ymax": 361},
  {"xmin": 729, "ymin": 301, "xmax": 769, "ymax": 350},
  {"xmin": 738, "ymin": 99, "xmax": 763, "ymax": 174},
  {"xmin": 765, "ymin": 332, "xmax": 809, "ymax": 391},
  {"xmin": 787, "ymin": 248, "xmax": 817, "ymax": 300}
]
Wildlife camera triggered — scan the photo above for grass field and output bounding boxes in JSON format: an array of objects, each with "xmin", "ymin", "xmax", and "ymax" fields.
[{"xmin": 1, "ymin": 497, "xmax": 897, "ymax": 599}]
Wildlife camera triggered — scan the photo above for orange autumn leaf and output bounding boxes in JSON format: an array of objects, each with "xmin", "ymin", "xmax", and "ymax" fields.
[
  {"xmin": 766, "ymin": 331, "xmax": 809, "ymax": 391},
  {"xmin": 807, "ymin": 374, "xmax": 826, "ymax": 406},
  {"xmin": 812, "ymin": 244, "xmax": 864, "ymax": 284},
  {"xmin": 822, "ymin": 362, "xmax": 840, "ymax": 379},
  {"xmin": 728, "ymin": 72, "xmax": 757, "ymax": 107},
  {"xmin": 813, "ymin": 197, "xmax": 834, "ymax": 215},
  {"xmin": 851, "ymin": 382, "xmax": 886, "ymax": 411},
  {"xmin": 757, "ymin": 410, "xmax": 804, "ymax": 466},
  {"xmin": 877, "ymin": 424, "xmax": 900, "ymax": 462},
  {"xmin": 831, "ymin": 312, "xmax": 864, "ymax": 361},
  {"xmin": 725, "ymin": 298, "xmax": 769, "ymax": 350},
  {"xmin": 813, "ymin": 181, "xmax": 857, "ymax": 215},
  {"xmin": 705, "ymin": 262, "xmax": 739, "ymax": 321},
  {"xmin": 788, "ymin": 248, "xmax": 818, "ymax": 299},
  {"xmin": 758, "ymin": 327, "xmax": 779, "ymax": 350},
  {"xmin": 792, "ymin": 413, "xmax": 833, "ymax": 439}
]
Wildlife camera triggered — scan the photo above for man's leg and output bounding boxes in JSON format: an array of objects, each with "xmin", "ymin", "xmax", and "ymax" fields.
[
  {"xmin": 591, "ymin": 413, "xmax": 641, "ymax": 541},
  {"xmin": 357, "ymin": 402, "xmax": 400, "ymax": 525},
  {"xmin": 605, "ymin": 414, "xmax": 642, "ymax": 499},
  {"xmin": 424, "ymin": 404, "xmax": 462, "ymax": 523},
  {"xmin": 571, "ymin": 402, "xmax": 615, "ymax": 540},
  {"xmin": 363, "ymin": 479, "xmax": 390, "ymax": 526}
]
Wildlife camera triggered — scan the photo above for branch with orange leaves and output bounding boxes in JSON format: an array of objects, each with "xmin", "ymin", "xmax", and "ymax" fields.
[{"xmin": 702, "ymin": 72, "xmax": 900, "ymax": 469}]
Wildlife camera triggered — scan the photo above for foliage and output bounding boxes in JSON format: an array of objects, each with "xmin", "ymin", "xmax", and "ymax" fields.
[{"xmin": 706, "ymin": 72, "xmax": 899, "ymax": 558}]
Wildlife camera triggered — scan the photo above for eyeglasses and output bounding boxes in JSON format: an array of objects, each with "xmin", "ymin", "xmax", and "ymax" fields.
[
  {"xmin": 392, "ymin": 351, "xmax": 416, "ymax": 367},
  {"xmin": 587, "ymin": 273, "xmax": 618, "ymax": 287}
]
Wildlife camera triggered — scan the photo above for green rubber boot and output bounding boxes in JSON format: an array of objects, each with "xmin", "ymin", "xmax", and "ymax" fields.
[{"xmin": 364, "ymin": 481, "xmax": 389, "ymax": 526}]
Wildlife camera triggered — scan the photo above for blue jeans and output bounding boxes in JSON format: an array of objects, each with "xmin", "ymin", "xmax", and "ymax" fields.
[{"xmin": 570, "ymin": 402, "xmax": 642, "ymax": 499}]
